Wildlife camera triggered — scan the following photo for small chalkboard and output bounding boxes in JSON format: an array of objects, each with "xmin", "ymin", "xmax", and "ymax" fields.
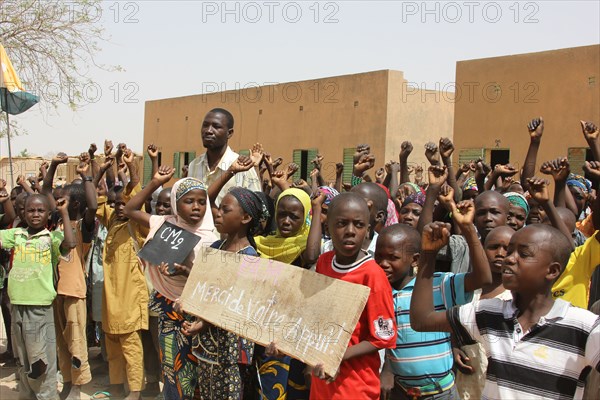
[{"xmin": 138, "ymin": 221, "xmax": 201, "ymax": 268}]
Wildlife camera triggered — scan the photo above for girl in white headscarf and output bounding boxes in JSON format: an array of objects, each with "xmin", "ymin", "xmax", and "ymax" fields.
[{"xmin": 124, "ymin": 166, "xmax": 217, "ymax": 400}]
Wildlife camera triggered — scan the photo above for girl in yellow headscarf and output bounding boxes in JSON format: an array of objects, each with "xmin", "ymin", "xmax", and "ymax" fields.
[
  {"xmin": 253, "ymin": 188, "xmax": 313, "ymax": 399},
  {"xmin": 255, "ymin": 187, "xmax": 312, "ymax": 267}
]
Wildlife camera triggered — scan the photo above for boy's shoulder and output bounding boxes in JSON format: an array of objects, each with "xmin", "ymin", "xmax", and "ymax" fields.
[{"xmin": 555, "ymin": 299, "xmax": 600, "ymax": 329}]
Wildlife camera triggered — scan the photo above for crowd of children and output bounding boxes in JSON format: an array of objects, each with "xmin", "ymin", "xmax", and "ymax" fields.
[{"xmin": 0, "ymin": 109, "xmax": 599, "ymax": 400}]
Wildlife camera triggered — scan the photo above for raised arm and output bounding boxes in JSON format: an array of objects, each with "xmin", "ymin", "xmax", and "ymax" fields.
[
  {"xmin": 581, "ymin": 121, "xmax": 600, "ymax": 162},
  {"xmin": 311, "ymin": 154, "xmax": 325, "ymax": 187},
  {"xmin": 103, "ymin": 140, "xmax": 116, "ymax": 189},
  {"xmin": 75, "ymin": 159, "xmax": 98, "ymax": 231},
  {"xmin": 123, "ymin": 148, "xmax": 139, "ymax": 194},
  {"xmin": 439, "ymin": 137, "xmax": 461, "ymax": 202},
  {"xmin": 521, "ymin": 117, "xmax": 544, "ymax": 192},
  {"xmin": 206, "ymin": 156, "xmax": 253, "ymax": 206},
  {"xmin": 0, "ymin": 180, "xmax": 15, "ymax": 227},
  {"xmin": 17, "ymin": 175, "xmax": 35, "ymax": 195},
  {"xmin": 334, "ymin": 162, "xmax": 343, "ymax": 193},
  {"xmin": 88, "ymin": 143, "xmax": 100, "ymax": 180},
  {"xmin": 424, "ymin": 142, "xmax": 440, "ymax": 167},
  {"xmin": 56, "ymin": 198, "xmax": 77, "ymax": 250},
  {"xmin": 410, "ymin": 222, "xmax": 453, "ymax": 332},
  {"xmin": 124, "ymin": 166, "xmax": 175, "ymax": 228},
  {"xmin": 303, "ymin": 192, "xmax": 326, "ymax": 266},
  {"xmin": 474, "ymin": 159, "xmax": 491, "ymax": 194},
  {"xmin": 540, "ymin": 158, "xmax": 570, "ymax": 209},
  {"xmin": 399, "ymin": 141, "xmax": 413, "ymax": 184},
  {"xmin": 147, "ymin": 144, "xmax": 159, "ymax": 177},
  {"xmin": 387, "ymin": 162, "xmax": 400, "ymax": 205},
  {"xmin": 450, "ymin": 200, "xmax": 493, "ymax": 291},
  {"xmin": 588, "ymin": 163, "xmax": 600, "ymax": 233},
  {"xmin": 485, "ymin": 164, "xmax": 518, "ymax": 191},
  {"xmin": 42, "ymin": 152, "xmax": 69, "ymax": 209},
  {"xmin": 528, "ymin": 177, "xmax": 575, "ymax": 247},
  {"xmin": 93, "ymin": 156, "xmax": 115, "ymax": 189},
  {"xmin": 417, "ymin": 165, "xmax": 447, "ymax": 233}
]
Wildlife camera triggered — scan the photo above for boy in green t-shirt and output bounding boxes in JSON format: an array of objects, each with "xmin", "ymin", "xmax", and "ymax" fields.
[{"xmin": 0, "ymin": 194, "xmax": 76, "ymax": 400}]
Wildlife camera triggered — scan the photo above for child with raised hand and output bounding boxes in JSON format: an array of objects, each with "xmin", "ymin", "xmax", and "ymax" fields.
[
  {"xmin": 410, "ymin": 222, "xmax": 600, "ymax": 400},
  {"xmin": 527, "ymin": 177, "xmax": 575, "ymax": 246},
  {"xmin": 380, "ymin": 198, "xmax": 492, "ymax": 400},
  {"xmin": 454, "ymin": 225, "xmax": 515, "ymax": 399},
  {"xmin": 310, "ymin": 192, "xmax": 396, "ymax": 400},
  {"xmin": 123, "ymin": 166, "xmax": 217, "ymax": 400},
  {"xmin": 181, "ymin": 186, "xmax": 266, "ymax": 399},
  {"xmin": 92, "ymin": 146, "xmax": 147, "ymax": 400},
  {"xmin": 1, "ymin": 194, "xmax": 76, "ymax": 400},
  {"xmin": 54, "ymin": 157, "xmax": 97, "ymax": 400}
]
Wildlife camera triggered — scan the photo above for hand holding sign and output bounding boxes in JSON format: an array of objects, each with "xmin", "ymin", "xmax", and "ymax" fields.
[{"xmin": 138, "ymin": 221, "xmax": 201, "ymax": 273}]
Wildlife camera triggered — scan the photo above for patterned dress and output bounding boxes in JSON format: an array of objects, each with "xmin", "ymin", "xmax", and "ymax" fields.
[
  {"xmin": 193, "ymin": 241, "xmax": 257, "ymax": 399},
  {"xmin": 150, "ymin": 291, "xmax": 199, "ymax": 399}
]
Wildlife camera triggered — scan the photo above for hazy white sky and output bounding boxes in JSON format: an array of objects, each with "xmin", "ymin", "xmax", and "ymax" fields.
[{"xmin": 4, "ymin": 0, "xmax": 599, "ymax": 157}]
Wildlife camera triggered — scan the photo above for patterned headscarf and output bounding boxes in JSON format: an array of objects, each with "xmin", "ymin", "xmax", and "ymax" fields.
[
  {"xmin": 228, "ymin": 187, "xmax": 265, "ymax": 237},
  {"xmin": 317, "ymin": 186, "xmax": 340, "ymax": 206},
  {"xmin": 175, "ymin": 177, "xmax": 207, "ymax": 203},
  {"xmin": 402, "ymin": 191, "xmax": 426, "ymax": 209},
  {"xmin": 462, "ymin": 177, "xmax": 478, "ymax": 192},
  {"xmin": 254, "ymin": 191, "xmax": 275, "ymax": 235},
  {"xmin": 566, "ymin": 173, "xmax": 592, "ymax": 195},
  {"xmin": 402, "ymin": 182, "xmax": 423, "ymax": 195},
  {"xmin": 504, "ymin": 192, "xmax": 530, "ymax": 217}
]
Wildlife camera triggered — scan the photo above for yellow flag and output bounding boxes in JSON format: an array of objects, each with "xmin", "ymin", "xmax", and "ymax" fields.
[
  {"xmin": 0, "ymin": 43, "xmax": 39, "ymax": 115},
  {"xmin": 0, "ymin": 43, "xmax": 24, "ymax": 92}
]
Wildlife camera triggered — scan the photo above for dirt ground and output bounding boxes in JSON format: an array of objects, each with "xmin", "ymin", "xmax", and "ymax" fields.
[{"xmin": 0, "ymin": 307, "xmax": 161, "ymax": 400}]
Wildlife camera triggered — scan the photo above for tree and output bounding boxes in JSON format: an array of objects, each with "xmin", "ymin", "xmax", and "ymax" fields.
[
  {"xmin": 0, "ymin": 0, "xmax": 119, "ymax": 119},
  {"xmin": 18, "ymin": 148, "xmax": 30, "ymax": 157}
]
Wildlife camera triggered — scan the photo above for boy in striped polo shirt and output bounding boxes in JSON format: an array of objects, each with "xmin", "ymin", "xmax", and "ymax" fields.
[
  {"xmin": 411, "ymin": 222, "xmax": 600, "ymax": 400},
  {"xmin": 378, "ymin": 199, "xmax": 492, "ymax": 399}
]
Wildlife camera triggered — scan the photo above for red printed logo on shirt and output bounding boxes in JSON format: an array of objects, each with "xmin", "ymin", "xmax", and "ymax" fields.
[{"xmin": 374, "ymin": 316, "xmax": 394, "ymax": 340}]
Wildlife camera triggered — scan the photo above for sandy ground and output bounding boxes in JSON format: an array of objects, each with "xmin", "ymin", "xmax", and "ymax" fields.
[{"xmin": 0, "ymin": 307, "xmax": 161, "ymax": 400}]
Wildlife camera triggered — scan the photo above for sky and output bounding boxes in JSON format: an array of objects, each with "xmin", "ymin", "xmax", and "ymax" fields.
[{"xmin": 3, "ymin": 0, "xmax": 599, "ymax": 157}]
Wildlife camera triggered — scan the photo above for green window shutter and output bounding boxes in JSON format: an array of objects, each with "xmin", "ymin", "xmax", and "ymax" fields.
[
  {"xmin": 238, "ymin": 149, "xmax": 250, "ymax": 157},
  {"xmin": 458, "ymin": 148, "xmax": 485, "ymax": 166},
  {"xmin": 187, "ymin": 151, "xmax": 196, "ymax": 164},
  {"xmin": 292, "ymin": 150, "xmax": 302, "ymax": 181},
  {"xmin": 142, "ymin": 154, "xmax": 153, "ymax": 185},
  {"xmin": 173, "ymin": 152, "xmax": 181, "ymax": 179},
  {"xmin": 343, "ymin": 148, "xmax": 355, "ymax": 186}
]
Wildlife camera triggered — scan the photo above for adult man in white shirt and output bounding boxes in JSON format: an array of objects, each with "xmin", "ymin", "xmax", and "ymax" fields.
[{"xmin": 188, "ymin": 108, "xmax": 261, "ymax": 205}]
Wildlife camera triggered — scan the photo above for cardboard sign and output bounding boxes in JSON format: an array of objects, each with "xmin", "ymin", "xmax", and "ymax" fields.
[
  {"xmin": 180, "ymin": 247, "xmax": 371, "ymax": 377},
  {"xmin": 138, "ymin": 221, "xmax": 200, "ymax": 268}
]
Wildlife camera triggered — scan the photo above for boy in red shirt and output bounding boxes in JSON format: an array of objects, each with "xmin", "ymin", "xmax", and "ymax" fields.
[{"xmin": 310, "ymin": 192, "xmax": 397, "ymax": 399}]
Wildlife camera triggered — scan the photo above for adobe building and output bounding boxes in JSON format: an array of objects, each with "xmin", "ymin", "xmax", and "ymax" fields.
[
  {"xmin": 142, "ymin": 70, "xmax": 454, "ymax": 185},
  {"xmin": 453, "ymin": 44, "xmax": 600, "ymax": 176}
]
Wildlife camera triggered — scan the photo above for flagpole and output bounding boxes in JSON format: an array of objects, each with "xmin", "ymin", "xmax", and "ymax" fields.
[
  {"xmin": 1, "ymin": 67, "xmax": 14, "ymax": 188},
  {"xmin": 5, "ymin": 110, "xmax": 14, "ymax": 189}
]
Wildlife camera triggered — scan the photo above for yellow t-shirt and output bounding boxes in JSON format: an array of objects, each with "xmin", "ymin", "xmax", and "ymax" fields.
[{"xmin": 552, "ymin": 230, "xmax": 600, "ymax": 308}]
